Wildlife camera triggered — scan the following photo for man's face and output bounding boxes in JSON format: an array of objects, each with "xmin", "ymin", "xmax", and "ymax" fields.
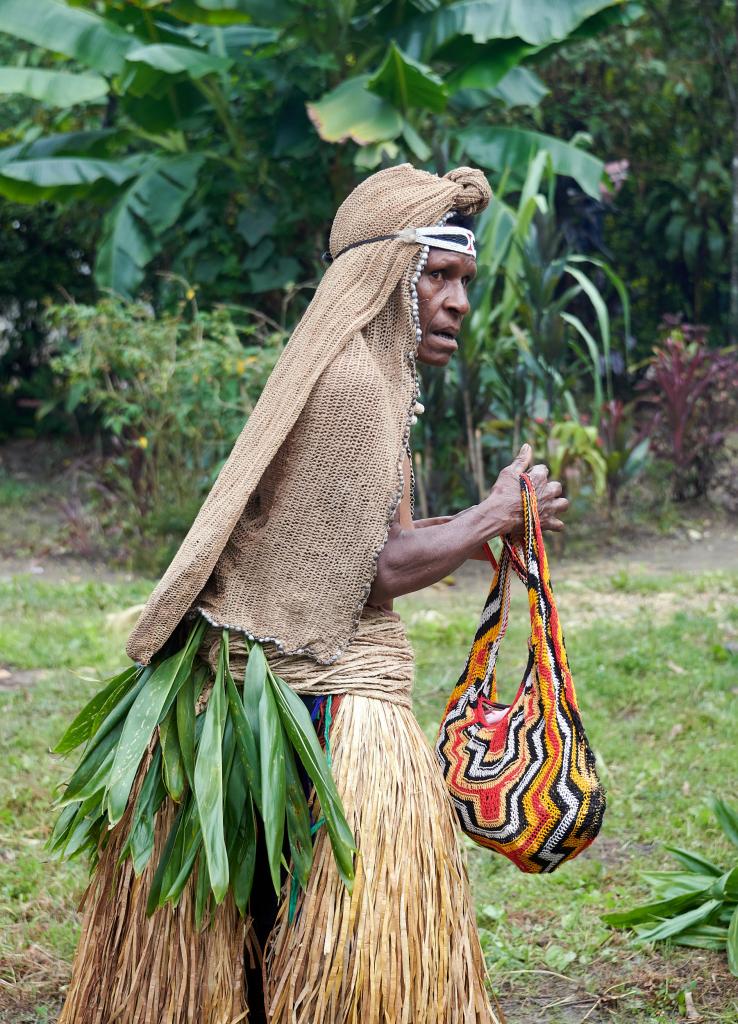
[{"xmin": 415, "ymin": 247, "xmax": 476, "ymax": 366}]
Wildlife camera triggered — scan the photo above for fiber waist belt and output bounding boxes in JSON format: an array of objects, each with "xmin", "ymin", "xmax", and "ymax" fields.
[{"xmin": 200, "ymin": 606, "xmax": 414, "ymax": 708}]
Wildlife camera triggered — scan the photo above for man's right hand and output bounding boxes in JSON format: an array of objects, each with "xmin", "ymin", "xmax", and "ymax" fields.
[{"xmin": 485, "ymin": 444, "xmax": 569, "ymax": 536}]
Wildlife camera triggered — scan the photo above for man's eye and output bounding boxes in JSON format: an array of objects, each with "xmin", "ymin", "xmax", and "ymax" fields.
[{"xmin": 429, "ymin": 270, "xmax": 442, "ymax": 279}]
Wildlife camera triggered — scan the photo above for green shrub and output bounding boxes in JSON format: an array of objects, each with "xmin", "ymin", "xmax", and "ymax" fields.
[{"xmin": 44, "ymin": 295, "xmax": 285, "ymax": 569}]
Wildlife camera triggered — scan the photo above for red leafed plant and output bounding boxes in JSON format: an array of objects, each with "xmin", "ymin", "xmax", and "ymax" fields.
[{"xmin": 637, "ymin": 320, "xmax": 738, "ymax": 500}]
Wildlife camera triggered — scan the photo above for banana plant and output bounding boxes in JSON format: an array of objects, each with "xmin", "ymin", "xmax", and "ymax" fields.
[{"xmin": 0, "ymin": 0, "xmax": 640, "ymax": 297}]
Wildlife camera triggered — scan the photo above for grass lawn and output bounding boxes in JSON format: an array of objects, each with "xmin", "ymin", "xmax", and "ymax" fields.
[{"xmin": 1, "ymin": 556, "xmax": 737, "ymax": 1022}]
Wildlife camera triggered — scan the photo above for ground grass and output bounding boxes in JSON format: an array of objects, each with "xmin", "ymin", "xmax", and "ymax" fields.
[{"xmin": 0, "ymin": 562, "xmax": 737, "ymax": 1022}]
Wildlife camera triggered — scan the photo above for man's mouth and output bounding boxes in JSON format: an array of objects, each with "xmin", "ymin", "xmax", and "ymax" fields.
[{"xmin": 429, "ymin": 329, "xmax": 458, "ymax": 349}]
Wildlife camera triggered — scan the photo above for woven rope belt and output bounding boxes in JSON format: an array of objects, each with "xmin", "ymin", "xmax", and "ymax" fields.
[{"xmin": 200, "ymin": 606, "xmax": 415, "ymax": 709}]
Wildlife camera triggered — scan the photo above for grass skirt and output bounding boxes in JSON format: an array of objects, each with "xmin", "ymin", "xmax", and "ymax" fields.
[
  {"xmin": 57, "ymin": 636, "xmax": 498, "ymax": 1022},
  {"xmin": 265, "ymin": 693, "xmax": 498, "ymax": 1024},
  {"xmin": 58, "ymin": 757, "xmax": 254, "ymax": 1024}
]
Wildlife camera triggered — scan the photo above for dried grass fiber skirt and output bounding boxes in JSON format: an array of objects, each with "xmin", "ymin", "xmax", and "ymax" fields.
[{"xmin": 58, "ymin": 608, "xmax": 498, "ymax": 1024}]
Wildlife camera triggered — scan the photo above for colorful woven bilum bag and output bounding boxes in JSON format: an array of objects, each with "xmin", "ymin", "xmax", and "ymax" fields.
[{"xmin": 436, "ymin": 472, "xmax": 606, "ymax": 873}]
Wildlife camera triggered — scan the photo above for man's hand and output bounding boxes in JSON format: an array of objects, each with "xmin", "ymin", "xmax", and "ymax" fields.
[{"xmin": 484, "ymin": 443, "xmax": 569, "ymax": 536}]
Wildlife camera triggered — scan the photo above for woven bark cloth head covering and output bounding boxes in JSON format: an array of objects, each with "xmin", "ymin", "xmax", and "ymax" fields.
[{"xmin": 126, "ymin": 164, "xmax": 491, "ymax": 666}]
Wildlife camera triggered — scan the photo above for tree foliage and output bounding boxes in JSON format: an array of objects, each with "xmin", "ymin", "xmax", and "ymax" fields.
[{"xmin": 0, "ymin": 0, "xmax": 637, "ymax": 299}]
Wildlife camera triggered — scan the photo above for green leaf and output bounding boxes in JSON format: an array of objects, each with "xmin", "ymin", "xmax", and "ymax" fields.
[
  {"xmin": 96, "ymin": 153, "xmax": 205, "ymax": 296},
  {"xmin": 59, "ymin": 721, "xmax": 123, "ymax": 806},
  {"xmin": 0, "ymin": 67, "xmax": 108, "ymax": 106},
  {"xmin": 367, "ymin": 41, "xmax": 447, "ymax": 114},
  {"xmin": 0, "ymin": 129, "xmax": 119, "ymax": 169},
  {"xmin": 307, "ymin": 75, "xmax": 403, "ymax": 145},
  {"xmin": 560, "ymin": 311, "xmax": 603, "ymax": 423},
  {"xmin": 194, "ymin": 634, "xmax": 229, "ymax": 904},
  {"xmin": 225, "ymin": 660, "xmax": 262, "ymax": 812},
  {"xmin": 259, "ymin": 673, "xmax": 287, "ymax": 894},
  {"xmin": 671, "ymin": 924, "xmax": 729, "ymax": 952},
  {"xmin": 62, "ymin": 794, "xmax": 105, "ymax": 860},
  {"xmin": 640, "ymin": 871, "xmax": 721, "ymax": 899},
  {"xmin": 400, "ymin": 0, "xmax": 629, "ymax": 59},
  {"xmin": 458, "ymin": 126, "xmax": 604, "ymax": 200},
  {"xmin": 47, "ymin": 803, "xmax": 80, "ymax": 856},
  {"xmin": 229, "ymin": 796, "xmax": 257, "ymax": 917},
  {"xmin": 0, "ymin": 0, "xmax": 137, "ymax": 75},
  {"xmin": 603, "ymin": 889, "xmax": 711, "ymax": 928},
  {"xmin": 168, "ymin": 0, "xmax": 293, "ymax": 26},
  {"xmin": 194, "ymin": 852, "xmax": 211, "ymax": 929},
  {"xmin": 0, "ymin": 157, "xmax": 137, "ymax": 203},
  {"xmin": 709, "ymin": 798, "xmax": 738, "ymax": 850},
  {"xmin": 161, "ymin": 798, "xmax": 203, "ymax": 906},
  {"xmin": 177, "ymin": 670, "xmax": 196, "ymax": 788},
  {"xmin": 106, "ymin": 618, "xmax": 206, "ymax": 825},
  {"xmin": 284, "ymin": 738, "xmax": 313, "ymax": 891},
  {"xmin": 712, "ymin": 866, "xmax": 738, "ymax": 901},
  {"xmin": 146, "ymin": 802, "xmax": 186, "ymax": 916},
  {"xmin": 269, "ymin": 674, "xmax": 355, "ymax": 888},
  {"xmin": 728, "ymin": 905, "xmax": 738, "ymax": 977},
  {"xmin": 243, "ymin": 642, "xmax": 267, "ymax": 746},
  {"xmin": 489, "ymin": 66, "xmax": 548, "ymax": 108},
  {"xmin": 664, "ymin": 845, "xmax": 723, "ymax": 877},
  {"xmin": 401, "ymin": 121, "xmax": 431, "ymax": 162},
  {"xmin": 160, "ymin": 706, "xmax": 186, "ymax": 802},
  {"xmin": 635, "ymin": 899, "xmax": 722, "ymax": 944},
  {"xmin": 564, "ymin": 265, "xmax": 612, "ymax": 400},
  {"xmin": 54, "ymin": 665, "xmax": 139, "ymax": 754},
  {"xmin": 125, "ymin": 42, "xmax": 232, "ymax": 77},
  {"xmin": 119, "ymin": 747, "xmax": 166, "ymax": 875}
]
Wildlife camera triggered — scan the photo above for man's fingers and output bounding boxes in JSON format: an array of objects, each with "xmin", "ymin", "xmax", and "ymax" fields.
[
  {"xmin": 510, "ymin": 443, "xmax": 532, "ymax": 471},
  {"xmin": 546, "ymin": 480, "xmax": 563, "ymax": 499}
]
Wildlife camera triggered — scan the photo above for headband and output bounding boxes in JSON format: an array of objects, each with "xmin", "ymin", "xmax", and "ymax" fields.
[{"xmin": 322, "ymin": 224, "xmax": 476, "ymax": 264}]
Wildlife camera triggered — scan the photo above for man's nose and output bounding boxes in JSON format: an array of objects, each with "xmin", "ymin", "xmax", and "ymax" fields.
[{"xmin": 444, "ymin": 281, "xmax": 470, "ymax": 318}]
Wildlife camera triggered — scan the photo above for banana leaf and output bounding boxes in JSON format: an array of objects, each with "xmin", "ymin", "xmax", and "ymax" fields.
[{"xmin": 54, "ymin": 665, "xmax": 139, "ymax": 754}]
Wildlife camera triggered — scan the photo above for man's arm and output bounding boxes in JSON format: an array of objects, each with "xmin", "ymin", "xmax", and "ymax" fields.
[
  {"xmin": 413, "ymin": 514, "xmax": 489, "ymax": 560},
  {"xmin": 368, "ymin": 444, "xmax": 568, "ymax": 605}
]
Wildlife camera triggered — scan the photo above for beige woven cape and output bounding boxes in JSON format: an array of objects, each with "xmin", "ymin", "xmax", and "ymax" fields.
[{"xmin": 126, "ymin": 163, "xmax": 491, "ymax": 666}]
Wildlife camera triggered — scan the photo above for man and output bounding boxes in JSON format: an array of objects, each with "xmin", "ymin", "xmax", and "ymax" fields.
[
  {"xmin": 369, "ymin": 231, "xmax": 568, "ymax": 611},
  {"xmin": 59, "ymin": 164, "xmax": 567, "ymax": 1024}
]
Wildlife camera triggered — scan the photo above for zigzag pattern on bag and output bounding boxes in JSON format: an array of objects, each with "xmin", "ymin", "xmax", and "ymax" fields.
[{"xmin": 436, "ymin": 475, "xmax": 606, "ymax": 873}]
